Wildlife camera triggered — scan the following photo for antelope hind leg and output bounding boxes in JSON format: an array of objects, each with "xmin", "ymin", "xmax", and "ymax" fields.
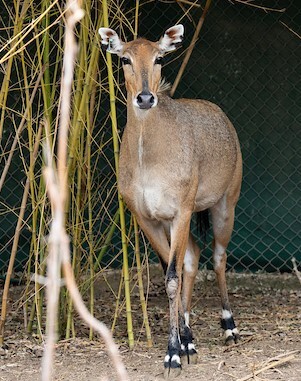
[{"xmin": 211, "ymin": 196, "xmax": 240, "ymax": 345}]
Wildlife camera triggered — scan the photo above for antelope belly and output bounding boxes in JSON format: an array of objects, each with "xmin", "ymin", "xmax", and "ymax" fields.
[{"xmin": 137, "ymin": 185, "xmax": 177, "ymax": 220}]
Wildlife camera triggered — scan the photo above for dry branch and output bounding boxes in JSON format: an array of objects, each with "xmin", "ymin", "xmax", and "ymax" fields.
[
  {"xmin": 236, "ymin": 351, "xmax": 298, "ymax": 381},
  {"xmin": 170, "ymin": 0, "xmax": 211, "ymax": 97},
  {"xmin": 41, "ymin": 0, "xmax": 128, "ymax": 380},
  {"xmin": 280, "ymin": 21, "xmax": 301, "ymax": 40},
  {"xmin": 231, "ymin": 0, "xmax": 286, "ymax": 13}
]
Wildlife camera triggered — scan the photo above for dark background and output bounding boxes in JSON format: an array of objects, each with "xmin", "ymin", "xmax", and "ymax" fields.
[{"xmin": 1, "ymin": 0, "xmax": 300, "ymax": 273}]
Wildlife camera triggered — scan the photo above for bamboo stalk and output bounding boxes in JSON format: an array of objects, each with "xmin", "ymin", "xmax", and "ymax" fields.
[
  {"xmin": 86, "ymin": 72, "xmax": 98, "ymax": 340},
  {"xmin": 134, "ymin": 0, "xmax": 139, "ymax": 40},
  {"xmin": 111, "ymin": 269, "xmax": 124, "ymax": 334},
  {"xmin": 87, "ymin": 133, "xmax": 95, "ymax": 341},
  {"xmin": 33, "ymin": 191, "xmax": 48, "ymax": 339},
  {"xmin": 0, "ymin": 0, "xmax": 61, "ymax": 65},
  {"xmin": 133, "ymin": 218, "xmax": 152, "ymax": 347},
  {"xmin": 102, "ymin": 0, "xmax": 134, "ymax": 349},
  {"xmin": 0, "ymin": 69, "xmax": 45, "ymax": 192},
  {"xmin": 65, "ymin": 246, "xmax": 76, "ymax": 339},
  {"xmin": 0, "ymin": 0, "xmax": 31, "ymax": 139},
  {"xmin": 66, "ymin": 131, "xmax": 85, "ymax": 340},
  {"xmin": 94, "ymin": 210, "xmax": 120, "ymax": 270},
  {"xmin": 67, "ymin": 15, "xmax": 102, "ymax": 173},
  {"xmin": 41, "ymin": 0, "xmax": 53, "ymax": 127},
  {"xmin": 27, "ymin": 192, "xmax": 47, "ymax": 334},
  {"xmin": 0, "ymin": 123, "xmax": 42, "ymax": 346},
  {"xmin": 170, "ymin": 0, "xmax": 212, "ymax": 97},
  {"xmin": 27, "ymin": 300, "xmax": 36, "ymax": 334}
]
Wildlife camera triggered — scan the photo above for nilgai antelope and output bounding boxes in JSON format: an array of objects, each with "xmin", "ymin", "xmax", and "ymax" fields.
[{"xmin": 99, "ymin": 25, "xmax": 242, "ymax": 378}]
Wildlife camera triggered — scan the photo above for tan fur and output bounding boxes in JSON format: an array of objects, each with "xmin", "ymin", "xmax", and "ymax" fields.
[{"xmin": 100, "ymin": 29, "xmax": 242, "ymax": 378}]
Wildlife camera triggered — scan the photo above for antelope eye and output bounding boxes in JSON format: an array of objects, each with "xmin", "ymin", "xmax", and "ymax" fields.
[
  {"xmin": 121, "ymin": 57, "xmax": 131, "ymax": 65},
  {"xmin": 155, "ymin": 56, "xmax": 163, "ymax": 65}
]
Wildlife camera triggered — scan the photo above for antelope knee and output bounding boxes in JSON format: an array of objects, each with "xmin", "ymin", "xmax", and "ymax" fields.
[
  {"xmin": 166, "ymin": 258, "xmax": 179, "ymax": 300},
  {"xmin": 184, "ymin": 248, "xmax": 198, "ymax": 277},
  {"xmin": 166, "ymin": 276, "xmax": 179, "ymax": 300},
  {"xmin": 213, "ymin": 242, "xmax": 226, "ymax": 271}
]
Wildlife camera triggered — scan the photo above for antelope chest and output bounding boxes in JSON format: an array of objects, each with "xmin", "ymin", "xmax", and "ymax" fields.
[{"xmin": 134, "ymin": 177, "xmax": 178, "ymax": 221}]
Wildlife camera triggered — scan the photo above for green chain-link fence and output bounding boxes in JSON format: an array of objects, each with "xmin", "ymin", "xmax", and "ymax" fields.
[{"xmin": 0, "ymin": 0, "xmax": 300, "ymax": 274}]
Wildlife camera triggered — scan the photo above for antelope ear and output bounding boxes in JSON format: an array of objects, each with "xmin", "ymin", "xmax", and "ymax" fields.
[
  {"xmin": 158, "ymin": 24, "xmax": 184, "ymax": 53},
  {"xmin": 98, "ymin": 27, "xmax": 124, "ymax": 54}
]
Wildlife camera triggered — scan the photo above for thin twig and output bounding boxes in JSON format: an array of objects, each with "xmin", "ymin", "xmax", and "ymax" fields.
[
  {"xmin": 280, "ymin": 21, "xmax": 301, "ymax": 40},
  {"xmin": 230, "ymin": 0, "xmax": 285, "ymax": 13},
  {"xmin": 236, "ymin": 352, "xmax": 297, "ymax": 381},
  {"xmin": 170, "ymin": 0, "xmax": 212, "ymax": 97},
  {"xmin": 62, "ymin": 258, "xmax": 129, "ymax": 381}
]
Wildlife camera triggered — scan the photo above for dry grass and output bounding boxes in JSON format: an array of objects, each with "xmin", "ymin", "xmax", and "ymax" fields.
[{"xmin": 1, "ymin": 269, "xmax": 301, "ymax": 380}]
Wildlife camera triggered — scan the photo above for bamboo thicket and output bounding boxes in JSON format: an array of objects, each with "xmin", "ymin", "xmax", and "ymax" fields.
[{"xmin": 0, "ymin": 0, "xmax": 154, "ymax": 347}]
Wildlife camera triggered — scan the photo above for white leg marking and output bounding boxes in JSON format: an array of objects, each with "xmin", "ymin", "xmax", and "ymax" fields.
[
  {"xmin": 164, "ymin": 354, "xmax": 170, "ymax": 363},
  {"xmin": 222, "ymin": 309, "xmax": 232, "ymax": 320},
  {"xmin": 171, "ymin": 355, "xmax": 181, "ymax": 364},
  {"xmin": 225, "ymin": 328, "xmax": 239, "ymax": 338},
  {"xmin": 213, "ymin": 242, "xmax": 225, "ymax": 269},
  {"xmin": 184, "ymin": 248, "xmax": 194, "ymax": 274},
  {"xmin": 184, "ymin": 311, "xmax": 190, "ymax": 326},
  {"xmin": 188, "ymin": 343, "xmax": 196, "ymax": 351},
  {"xmin": 166, "ymin": 278, "xmax": 178, "ymax": 300},
  {"xmin": 225, "ymin": 329, "xmax": 234, "ymax": 338}
]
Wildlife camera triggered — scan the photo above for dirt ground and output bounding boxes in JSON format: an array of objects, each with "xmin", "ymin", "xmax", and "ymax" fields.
[{"xmin": 1, "ymin": 266, "xmax": 301, "ymax": 381}]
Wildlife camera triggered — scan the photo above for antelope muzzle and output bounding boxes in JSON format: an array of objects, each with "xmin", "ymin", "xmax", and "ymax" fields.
[{"xmin": 136, "ymin": 91, "xmax": 156, "ymax": 110}]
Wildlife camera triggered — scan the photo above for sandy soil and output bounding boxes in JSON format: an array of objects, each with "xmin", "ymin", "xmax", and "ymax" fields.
[{"xmin": 1, "ymin": 268, "xmax": 301, "ymax": 380}]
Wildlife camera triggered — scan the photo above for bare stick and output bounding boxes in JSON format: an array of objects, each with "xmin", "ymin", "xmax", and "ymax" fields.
[
  {"xmin": 280, "ymin": 21, "xmax": 301, "ymax": 40},
  {"xmin": 62, "ymin": 257, "xmax": 129, "ymax": 381},
  {"xmin": 292, "ymin": 257, "xmax": 301, "ymax": 285},
  {"xmin": 231, "ymin": 0, "xmax": 286, "ymax": 13},
  {"xmin": 236, "ymin": 352, "xmax": 297, "ymax": 381},
  {"xmin": 41, "ymin": 0, "xmax": 128, "ymax": 380},
  {"xmin": 41, "ymin": 0, "xmax": 84, "ymax": 379},
  {"xmin": 170, "ymin": 0, "xmax": 212, "ymax": 97}
]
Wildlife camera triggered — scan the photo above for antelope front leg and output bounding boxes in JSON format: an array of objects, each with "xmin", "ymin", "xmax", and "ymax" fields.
[
  {"xmin": 179, "ymin": 234, "xmax": 200, "ymax": 365},
  {"xmin": 164, "ymin": 211, "xmax": 191, "ymax": 379}
]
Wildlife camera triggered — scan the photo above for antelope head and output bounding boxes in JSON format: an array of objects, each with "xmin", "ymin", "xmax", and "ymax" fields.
[{"xmin": 98, "ymin": 25, "xmax": 184, "ymax": 110}]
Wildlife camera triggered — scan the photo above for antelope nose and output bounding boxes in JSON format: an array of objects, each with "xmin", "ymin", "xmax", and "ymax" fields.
[{"xmin": 136, "ymin": 92, "xmax": 155, "ymax": 109}]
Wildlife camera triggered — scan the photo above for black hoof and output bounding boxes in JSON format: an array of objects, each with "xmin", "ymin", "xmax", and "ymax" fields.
[
  {"xmin": 164, "ymin": 366, "xmax": 182, "ymax": 379},
  {"xmin": 180, "ymin": 343, "xmax": 198, "ymax": 365},
  {"xmin": 225, "ymin": 331, "xmax": 240, "ymax": 345},
  {"xmin": 164, "ymin": 354, "xmax": 182, "ymax": 379}
]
